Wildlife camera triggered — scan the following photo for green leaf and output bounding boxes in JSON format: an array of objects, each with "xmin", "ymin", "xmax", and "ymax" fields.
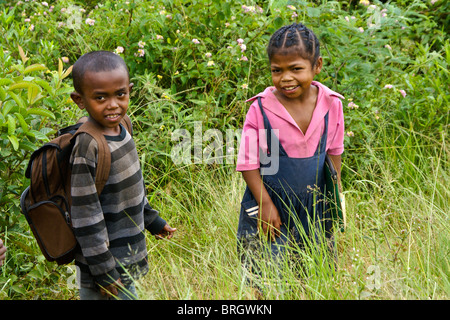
[
  {"xmin": 307, "ymin": 7, "xmax": 321, "ymax": 18},
  {"xmin": 0, "ymin": 78, "xmax": 13, "ymax": 87},
  {"xmin": 55, "ymin": 87, "xmax": 73, "ymax": 96},
  {"xmin": 7, "ymin": 114, "xmax": 15, "ymax": 135},
  {"xmin": 189, "ymin": 99, "xmax": 207, "ymax": 106},
  {"xmin": 8, "ymin": 91, "xmax": 25, "ymax": 110},
  {"xmin": 11, "ymin": 284, "xmax": 27, "ymax": 295},
  {"xmin": 9, "ymin": 81, "xmax": 39, "ymax": 92},
  {"xmin": 23, "ymin": 64, "xmax": 47, "ymax": 74},
  {"xmin": 0, "ymin": 86, "xmax": 6, "ymax": 100},
  {"xmin": 27, "ymin": 107, "xmax": 56, "ymax": 120},
  {"xmin": 8, "ymin": 135, "xmax": 19, "ymax": 150},
  {"xmin": 14, "ymin": 112, "xmax": 29, "ymax": 133},
  {"xmin": 1, "ymin": 100, "xmax": 15, "ymax": 116},
  {"xmin": 34, "ymin": 78, "xmax": 54, "ymax": 95},
  {"xmin": 19, "ymin": 140, "xmax": 37, "ymax": 152},
  {"xmin": 27, "ymin": 129, "xmax": 49, "ymax": 141}
]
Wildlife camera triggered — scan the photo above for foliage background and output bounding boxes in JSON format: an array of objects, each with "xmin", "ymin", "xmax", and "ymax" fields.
[{"xmin": 0, "ymin": 0, "xmax": 448, "ymax": 299}]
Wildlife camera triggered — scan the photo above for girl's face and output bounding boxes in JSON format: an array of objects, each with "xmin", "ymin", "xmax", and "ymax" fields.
[{"xmin": 270, "ymin": 51, "xmax": 322, "ymax": 103}]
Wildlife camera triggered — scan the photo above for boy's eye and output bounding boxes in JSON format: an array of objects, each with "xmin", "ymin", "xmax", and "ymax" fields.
[
  {"xmin": 117, "ymin": 92, "xmax": 126, "ymax": 97},
  {"xmin": 96, "ymin": 96, "xmax": 105, "ymax": 101}
]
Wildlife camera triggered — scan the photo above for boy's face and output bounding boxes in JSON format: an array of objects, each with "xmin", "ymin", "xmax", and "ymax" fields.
[{"xmin": 71, "ymin": 67, "xmax": 133, "ymax": 135}]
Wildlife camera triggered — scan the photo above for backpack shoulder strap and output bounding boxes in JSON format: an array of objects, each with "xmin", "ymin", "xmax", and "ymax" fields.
[
  {"xmin": 72, "ymin": 120, "xmax": 110, "ymax": 195},
  {"xmin": 121, "ymin": 114, "xmax": 133, "ymax": 136}
]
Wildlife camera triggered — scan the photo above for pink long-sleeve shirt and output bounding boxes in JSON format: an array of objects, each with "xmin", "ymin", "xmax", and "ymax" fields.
[{"xmin": 236, "ymin": 81, "xmax": 345, "ymax": 171}]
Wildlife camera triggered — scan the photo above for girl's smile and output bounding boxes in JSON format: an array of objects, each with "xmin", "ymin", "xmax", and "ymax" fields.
[{"xmin": 270, "ymin": 52, "xmax": 322, "ymax": 103}]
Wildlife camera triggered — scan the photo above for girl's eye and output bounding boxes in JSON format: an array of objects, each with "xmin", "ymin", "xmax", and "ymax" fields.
[
  {"xmin": 96, "ymin": 96, "xmax": 105, "ymax": 101},
  {"xmin": 118, "ymin": 92, "xmax": 126, "ymax": 97}
]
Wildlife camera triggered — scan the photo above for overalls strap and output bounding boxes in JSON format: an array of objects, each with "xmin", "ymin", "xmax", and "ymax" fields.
[{"xmin": 257, "ymin": 97, "xmax": 287, "ymax": 156}]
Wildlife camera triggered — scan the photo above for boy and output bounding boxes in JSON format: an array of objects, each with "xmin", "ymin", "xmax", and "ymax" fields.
[{"xmin": 69, "ymin": 51, "xmax": 176, "ymax": 300}]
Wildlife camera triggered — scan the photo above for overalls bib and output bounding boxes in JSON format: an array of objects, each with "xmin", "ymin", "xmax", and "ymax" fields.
[{"xmin": 237, "ymin": 97, "xmax": 334, "ymax": 264}]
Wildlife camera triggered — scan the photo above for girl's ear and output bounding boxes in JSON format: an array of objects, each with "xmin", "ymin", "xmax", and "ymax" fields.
[
  {"xmin": 70, "ymin": 92, "xmax": 85, "ymax": 110},
  {"xmin": 129, "ymin": 82, "xmax": 134, "ymax": 92},
  {"xmin": 314, "ymin": 57, "xmax": 323, "ymax": 75}
]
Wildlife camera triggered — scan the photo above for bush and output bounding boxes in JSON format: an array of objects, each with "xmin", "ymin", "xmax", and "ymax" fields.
[{"xmin": 0, "ymin": 45, "xmax": 74, "ymax": 299}]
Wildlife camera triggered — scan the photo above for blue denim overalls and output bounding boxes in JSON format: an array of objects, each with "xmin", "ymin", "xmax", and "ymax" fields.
[{"xmin": 237, "ymin": 97, "xmax": 334, "ymax": 276}]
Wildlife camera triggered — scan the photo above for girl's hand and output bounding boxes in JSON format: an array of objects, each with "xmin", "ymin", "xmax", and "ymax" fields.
[
  {"xmin": 0, "ymin": 238, "xmax": 6, "ymax": 267},
  {"xmin": 258, "ymin": 200, "xmax": 282, "ymax": 241},
  {"xmin": 242, "ymin": 169, "xmax": 282, "ymax": 241}
]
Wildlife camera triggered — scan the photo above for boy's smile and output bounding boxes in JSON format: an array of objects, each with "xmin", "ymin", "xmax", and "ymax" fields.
[{"xmin": 71, "ymin": 67, "xmax": 133, "ymax": 136}]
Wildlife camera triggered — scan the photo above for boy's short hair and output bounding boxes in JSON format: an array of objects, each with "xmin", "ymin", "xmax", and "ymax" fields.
[{"xmin": 72, "ymin": 51, "xmax": 129, "ymax": 93}]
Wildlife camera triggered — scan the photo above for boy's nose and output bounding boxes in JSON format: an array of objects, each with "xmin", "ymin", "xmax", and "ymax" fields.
[{"xmin": 108, "ymin": 98, "xmax": 119, "ymax": 108}]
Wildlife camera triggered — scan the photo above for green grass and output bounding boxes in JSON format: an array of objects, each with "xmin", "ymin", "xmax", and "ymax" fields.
[{"xmin": 126, "ymin": 125, "xmax": 449, "ymax": 300}]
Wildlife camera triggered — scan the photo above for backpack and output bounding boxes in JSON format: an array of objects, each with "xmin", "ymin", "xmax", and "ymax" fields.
[{"xmin": 20, "ymin": 115, "xmax": 132, "ymax": 265}]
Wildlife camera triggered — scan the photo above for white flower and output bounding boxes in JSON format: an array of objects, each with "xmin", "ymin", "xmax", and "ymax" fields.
[
  {"xmin": 136, "ymin": 49, "xmax": 145, "ymax": 57},
  {"xmin": 85, "ymin": 18, "xmax": 95, "ymax": 26},
  {"xmin": 207, "ymin": 60, "xmax": 215, "ymax": 67},
  {"xmin": 114, "ymin": 46, "xmax": 124, "ymax": 54},
  {"xmin": 192, "ymin": 38, "xmax": 200, "ymax": 44}
]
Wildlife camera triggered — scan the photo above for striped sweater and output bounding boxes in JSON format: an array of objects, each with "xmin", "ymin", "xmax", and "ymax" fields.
[{"xmin": 70, "ymin": 124, "xmax": 166, "ymax": 288}]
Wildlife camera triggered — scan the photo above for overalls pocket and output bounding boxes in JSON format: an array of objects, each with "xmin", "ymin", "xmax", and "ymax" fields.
[{"xmin": 237, "ymin": 197, "xmax": 259, "ymax": 238}]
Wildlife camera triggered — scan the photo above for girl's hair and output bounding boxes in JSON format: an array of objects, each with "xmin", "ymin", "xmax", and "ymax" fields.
[{"xmin": 267, "ymin": 23, "xmax": 320, "ymax": 67}]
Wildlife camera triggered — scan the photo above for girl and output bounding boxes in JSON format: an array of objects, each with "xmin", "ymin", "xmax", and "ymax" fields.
[{"xmin": 236, "ymin": 23, "xmax": 344, "ymax": 284}]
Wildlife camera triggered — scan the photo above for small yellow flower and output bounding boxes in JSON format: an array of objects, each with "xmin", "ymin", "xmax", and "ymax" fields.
[{"xmin": 157, "ymin": 75, "xmax": 163, "ymax": 80}]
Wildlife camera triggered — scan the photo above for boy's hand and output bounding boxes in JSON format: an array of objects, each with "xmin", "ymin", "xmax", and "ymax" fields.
[
  {"xmin": 100, "ymin": 278, "xmax": 124, "ymax": 298},
  {"xmin": 155, "ymin": 223, "xmax": 176, "ymax": 239}
]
